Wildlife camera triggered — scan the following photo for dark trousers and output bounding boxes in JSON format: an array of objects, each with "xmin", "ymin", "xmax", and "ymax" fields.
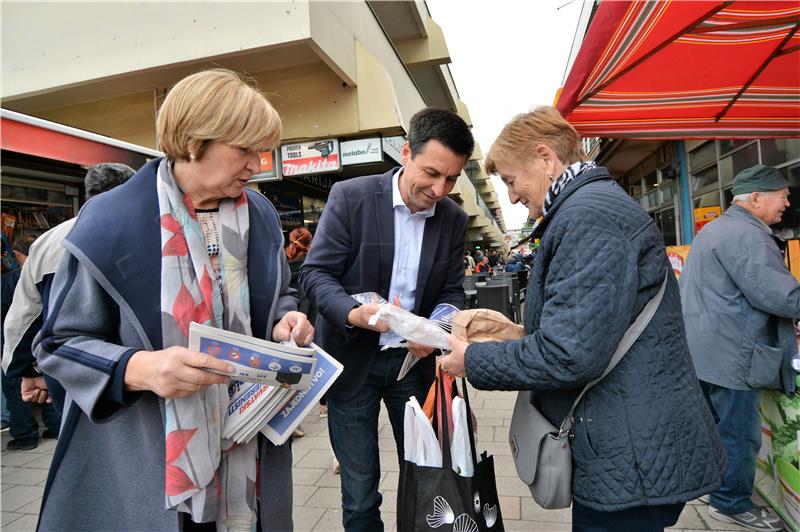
[
  {"xmin": 700, "ymin": 380, "xmax": 761, "ymax": 514},
  {"xmin": 1, "ymin": 371, "xmax": 61, "ymax": 444},
  {"xmin": 327, "ymin": 347, "xmax": 428, "ymax": 532},
  {"xmin": 572, "ymin": 501, "xmax": 685, "ymax": 532}
]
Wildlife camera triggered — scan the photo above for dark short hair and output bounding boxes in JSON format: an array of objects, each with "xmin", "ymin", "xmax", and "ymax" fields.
[
  {"xmin": 407, "ymin": 108, "xmax": 474, "ymax": 160},
  {"xmin": 85, "ymin": 163, "xmax": 136, "ymax": 198},
  {"xmin": 12, "ymin": 234, "xmax": 37, "ymax": 256}
]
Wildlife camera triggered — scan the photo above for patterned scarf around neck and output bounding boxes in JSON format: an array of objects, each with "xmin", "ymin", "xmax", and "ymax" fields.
[
  {"xmin": 156, "ymin": 158, "xmax": 257, "ymax": 531},
  {"xmin": 541, "ymin": 160, "xmax": 596, "ymax": 217}
]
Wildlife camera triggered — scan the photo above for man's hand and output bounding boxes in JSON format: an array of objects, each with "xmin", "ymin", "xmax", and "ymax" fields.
[
  {"xmin": 21, "ymin": 376, "xmax": 51, "ymax": 404},
  {"xmin": 347, "ymin": 303, "xmax": 389, "ymax": 332},
  {"xmin": 273, "ymin": 311, "xmax": 314, "ymax": 346},
  {"xmin": 439, "ymin": 335, "xmax": 469, "ymax": 378},
  {"xmin": 124, "ymin": 347, "xmax": 233, "ymax": 399},
  {"xmin": 407, "ymin": 341, "xmax": 436, "ymax": 358}
]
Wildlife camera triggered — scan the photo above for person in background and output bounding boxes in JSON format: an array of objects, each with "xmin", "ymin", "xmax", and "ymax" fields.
[
  {"xmin": 3, "ymin": 163, "xmax": 135, "ymax": 415},
  {"xmin": 504, "ymin": 257, "xmax": 522, "ymax": 273},
  {"xmin": 440, "ymin": 106, "xmax": 725, "ymax": 532},
  {"xmin": 475, "ymin": 255, "xmax": 492, "ymax": 274},
  {"xmin": 33, "ymin": 68, "xmax": 312, "ymax": 531},
  {"xmin": 464, "ymin": 250, "xmax": 476, "ymax": 274},
  {"xmin": 680, "ymin": 165, "xmax": 797, "ymax": 531},
  {"xmin": 1, "ymin": 235, "xmax": 62, "ymax": 451},
  {"xmin": 300, "ymin": 107, "xmax": 473, "ymax": 532}
]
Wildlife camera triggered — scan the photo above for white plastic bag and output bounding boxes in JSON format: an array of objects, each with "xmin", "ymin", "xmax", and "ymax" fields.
[
  {"xmin": 368, "ymin": 304, "xmax": 450, "ymax": 350},
  {"xmin": 403, "ymin": 396, "xmax": 442, "ymax": 467},
  {"xmin": 450, "ymin": 396, "xmax": 478, "ymax": 477}
]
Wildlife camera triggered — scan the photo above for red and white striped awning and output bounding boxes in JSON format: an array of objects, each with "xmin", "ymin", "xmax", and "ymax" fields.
[{"xmin": 557, "ymin": 0, "xmax": 800, "ymax": 139}]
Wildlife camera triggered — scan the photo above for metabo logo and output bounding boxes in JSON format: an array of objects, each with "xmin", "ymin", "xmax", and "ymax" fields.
[{"xmin": 341, "ymin": 138, "xmax": 382, "ymax": 165}]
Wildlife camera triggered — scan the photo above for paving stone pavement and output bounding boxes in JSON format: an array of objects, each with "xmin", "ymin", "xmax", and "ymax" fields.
[{"xmin": 1, "ymin": 388, "xmax": 770, "ymax": 531}]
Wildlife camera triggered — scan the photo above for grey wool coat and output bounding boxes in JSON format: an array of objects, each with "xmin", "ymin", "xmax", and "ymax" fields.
[
  {"xmin": 465, "ymin": 166, "xmax": 726, "ymax": 512},
  {"xmin": 33, "ymin": 159, "xmax": 297, "ymax": 531},
  {"xmin": 680, "ymin": 204, "xmax": 800, "ymax": 393}
]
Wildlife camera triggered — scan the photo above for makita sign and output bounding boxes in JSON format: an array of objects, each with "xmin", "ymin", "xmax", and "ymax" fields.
[{"xmin": 280, "ymin": 139, "xmax": 341, "ymax": 176}]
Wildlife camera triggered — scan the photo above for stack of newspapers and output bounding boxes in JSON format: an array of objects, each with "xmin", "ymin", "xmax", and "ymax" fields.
[{"xmin": 188, "ymin": 322, "xmax": 343, "ymax": 445}]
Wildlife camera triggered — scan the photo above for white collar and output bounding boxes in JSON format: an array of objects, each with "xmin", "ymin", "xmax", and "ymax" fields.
[{"xmin": 392, "ymin": 168, "xmax": 436, "ymax": 217}]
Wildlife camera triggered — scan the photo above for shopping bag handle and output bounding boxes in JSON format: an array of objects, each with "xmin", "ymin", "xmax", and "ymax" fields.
[{"xmin": 436, "ymin": 372, "xmax": 480, "ymax": 472}]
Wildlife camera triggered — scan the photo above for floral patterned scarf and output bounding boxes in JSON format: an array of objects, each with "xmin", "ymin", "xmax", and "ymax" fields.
[{"xmin": 156, "ymin": 158, "xmax": 257, "ymax": 531}]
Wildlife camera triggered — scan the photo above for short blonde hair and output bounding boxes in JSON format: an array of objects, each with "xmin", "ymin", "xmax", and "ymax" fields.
[
  {"xmin": 156, "ymin": 68, "xmax": 282, "ymax": 161},
  {"xmin": 484, "ymin": 106, "xmax": 586, "ymax": 176}
]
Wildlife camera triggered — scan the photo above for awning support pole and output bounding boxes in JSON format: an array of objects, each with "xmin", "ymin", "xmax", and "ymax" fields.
[{"xmin": 677, "ymin": 141, "xmax": 693, "ymax": 245}]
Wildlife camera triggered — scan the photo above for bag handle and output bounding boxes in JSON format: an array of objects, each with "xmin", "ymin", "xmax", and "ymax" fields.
[
  {"xmin": 558, "ymin": 269, "xmax": 670, "ymax": 434},
  {"xmin": 438, "ymin": 372, "xmax": 453, "ymax": 470}
]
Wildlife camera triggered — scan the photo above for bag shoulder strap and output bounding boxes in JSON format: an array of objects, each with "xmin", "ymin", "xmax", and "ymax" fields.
[{"xmin": 559, "ymin": 269, "xmax": 670, "ymax": 433}]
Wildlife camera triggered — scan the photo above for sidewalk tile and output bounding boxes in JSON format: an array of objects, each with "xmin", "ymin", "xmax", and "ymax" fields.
[
  {"xmin": 293, "ymin": 467, "xmax": 326, "ymax": 486},
  {"xmin": 0, "ymin": 453, "xmax": 42, "ymax": 468},
  {"xmin": 292, "ymin": 448, "xmax": 310, "ymax": 466},
  {"xmin": 379, "ymin": 471, "xmax": 399, "ymax": 491},
  {"xmin": 293, "ymin": 484, "xmax": 317, "ymax": 506},
  {"xmin": 314, "ymin": 469, "xmax": 343, "ymax": 488},
  {"xmin": 1, "ymin": 512, "xmax": 23, "ymax": 527},
  {"xmin": 296, "ymin": 450, "xmax": 337, "ymax": 469},
  {"xmin": 292, "ymin": 436, "xmax": 334, "ymax": 451},
  {"xmin": 671, "ymin": 505, "xmax": 707, "ymax": 530},
  {"xmin": 1, "ymin": 485, "xmax": 43, "ymax": 513},
  {"xmin": 378, "ymin": 452, "xmax": 400, "ymax": 472},
  {"xmin": 380, "ymin": 489, "xmax": 397, "ymax": 514},
  {"xmin": 504, "ymin": 519, "xmax": 571, "ymax": 531},
  {"xmin": 304, "ymin": 486, "xmax": 342, "ymax": 509},
  {"xmin": 1, "ymin": 513, "xmax": 38, "ymax": 531},
  {"xmin": 520, "ymin": 501, "xmax": 571, "ymax": 523},
  {"xmin": 498, "ymin": 495, "xmax": 520, "ymax": 520},
  {"xmin": 2, "ymin": 467, "xmax": 48, "ymax": 486},
  {"xmin": 293, "ymin": 506, "xmax": 325, "ymax": 531},
  {"xmin": 16, "ymin": 454, "xmax": 51, "ymax": 470},
  {"xmin": 14, "ymin": 498, "xmax": 41, "ymax": 515},
  {"xmin": 311, "ymin": 508, "xmax": 343, "ymax": 531},
  {"xmin": 496, "ymin": 475, "xmax": 535, "ymax": 497}
]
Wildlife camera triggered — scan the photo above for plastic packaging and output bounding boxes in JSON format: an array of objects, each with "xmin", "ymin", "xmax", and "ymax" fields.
[{"xmin": 368, "ymin": 303, "xmax": 450, "ymax": 350}]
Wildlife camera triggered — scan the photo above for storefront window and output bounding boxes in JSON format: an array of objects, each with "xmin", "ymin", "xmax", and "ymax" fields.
[
  {"xmin": 660, "ymin": 178, "xmax": 675, "ymax": 203},
  {"xmin": 264, "ymin": 193, "xmax": 303, "ymax": 232},
  {"xmin": 722, "ymin": 188, "xmax": 733, "ymax": 210},
  {"xmin": 775, "ymin": 161, "xmax": 800, "ymax": 238},
  {"xmin": 690, "ymin": 165, "xmax": 719, "ymax": 194},
  {"xmin": 693, "ymin": 190, "xmax": 722, "ymax": 234},
  {"xmin": 689, "ymin": 141, "xmax": 717, "ymax": 170},
  {"xmin": 718, "ymin": 143, "xmax": 758, "ymax": 186},
  {"xmin": 718, "ymin": 139, "xmax": 750, "ymax": 155},
  {"xmin": 653, "ymin": 207, "xmax": 678, "ymax": 246},
  {"xmin": 302, "ymin": 196, "xmax": 326, "ymax": 233},
  {"xmin": 761, "ymin": 139, "xmax": 800, "ymax": 168}
]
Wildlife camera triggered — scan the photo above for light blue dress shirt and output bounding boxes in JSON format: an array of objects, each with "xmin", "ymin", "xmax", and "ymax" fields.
[{"xmin": 379, "ymin": 169, "xmax": 436, "ymax": 346}]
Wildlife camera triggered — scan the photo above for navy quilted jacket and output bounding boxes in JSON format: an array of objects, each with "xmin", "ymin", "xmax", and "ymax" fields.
[{"xmin": 465, "ymin": 166, "xmax": 725, "ymax": 511}]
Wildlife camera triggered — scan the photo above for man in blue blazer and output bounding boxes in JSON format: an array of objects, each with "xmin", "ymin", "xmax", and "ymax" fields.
[{"xmin": 300, "ymin": 108, "xmax": 473, "ymax": 532}]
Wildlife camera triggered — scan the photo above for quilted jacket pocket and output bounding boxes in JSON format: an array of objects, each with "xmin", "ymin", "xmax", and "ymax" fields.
[{"xmin": 746, "ymin": 342, "xmax": 783, "ymax": 389}]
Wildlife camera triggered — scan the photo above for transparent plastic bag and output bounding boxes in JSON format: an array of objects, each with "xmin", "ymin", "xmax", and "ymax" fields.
[{"xmin": 368, "ymin": 303, "xmax": 450, "ymax": 350}]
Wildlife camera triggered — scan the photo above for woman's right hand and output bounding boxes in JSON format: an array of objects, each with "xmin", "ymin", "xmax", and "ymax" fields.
[{"xmin": 124, "ymin": 346, "xmax": 234, "ymax": 399}]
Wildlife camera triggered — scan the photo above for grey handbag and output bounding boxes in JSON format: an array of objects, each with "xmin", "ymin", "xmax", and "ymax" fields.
[{"xmin": 508, "ymin": 270, "xmax": 669, "ymax": 509}]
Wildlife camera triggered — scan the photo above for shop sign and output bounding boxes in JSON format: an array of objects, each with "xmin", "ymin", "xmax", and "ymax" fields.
[
  {"xmin": 382, "ymin": 136, "xmax": 405, "ymax": 164},
  {"xmin": 281, "ymin": 140, "xmax": 340, "ymax": 176},
  {"xmin": 341, "ymin": 138, "xmax": 383, "ymax": 165},
  {"xmin": 666, "ymin": 245, "xmax": 691, "ymax": 279},
  {"xmin": 250, "ymin": 150, "xmax": 280, "ymax": 183},
  {"xmin": 693, "ymin": 206, "xmax": 721, "ymax": 233}
]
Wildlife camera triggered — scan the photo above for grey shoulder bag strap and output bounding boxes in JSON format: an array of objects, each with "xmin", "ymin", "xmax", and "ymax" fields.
[
  {"xmin": 509, "ymin": 269, "xmax": 670, "ymax": 509},
  {"xmin": 558, "ymin": 268, "xmax": 671, "ymax": 433}
]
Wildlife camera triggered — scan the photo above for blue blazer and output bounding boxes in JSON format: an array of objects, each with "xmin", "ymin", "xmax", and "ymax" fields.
[{"xmin": 300, "ymin": 168, "xmax": 467, "ymax": 401}]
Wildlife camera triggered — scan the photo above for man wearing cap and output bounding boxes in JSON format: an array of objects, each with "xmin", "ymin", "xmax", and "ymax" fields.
[{"xmin": 681, "ymin": 164, "xmax": 799, "ymax": 531}]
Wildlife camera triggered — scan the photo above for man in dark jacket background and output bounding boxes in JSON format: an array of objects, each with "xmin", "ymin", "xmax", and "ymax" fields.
[{"xmin": 681, "ymin": 165, "xmax": 798, "ymax": 531}]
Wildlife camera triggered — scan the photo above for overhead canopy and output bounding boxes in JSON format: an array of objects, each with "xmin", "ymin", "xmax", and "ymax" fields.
[{"xmin": 557, "ymin": 1, "xmax": 800, "ymax": 139}]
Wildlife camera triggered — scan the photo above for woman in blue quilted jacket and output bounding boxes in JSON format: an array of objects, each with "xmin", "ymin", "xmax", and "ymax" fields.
[{"xmin": 439, "ymin": 106, "xmax": 725, "ymax": 531}]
